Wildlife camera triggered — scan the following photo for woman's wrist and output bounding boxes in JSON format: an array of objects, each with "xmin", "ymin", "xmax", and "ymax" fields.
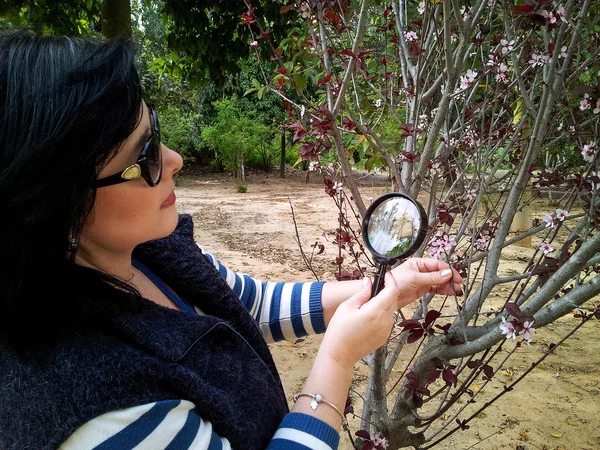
[{"xmin": 291, "ymin": 350, "xmax": 354, "ymax": 429}]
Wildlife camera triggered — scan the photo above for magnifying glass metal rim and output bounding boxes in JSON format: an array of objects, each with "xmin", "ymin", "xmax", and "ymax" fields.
[{"xmin": 361, "ymin": 192, "xmax": 428, "ymax": 264}]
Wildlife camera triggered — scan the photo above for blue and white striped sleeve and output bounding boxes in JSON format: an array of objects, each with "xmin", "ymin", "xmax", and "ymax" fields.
[
  {"xmin": 59, "ymin": 400, "xmax": 340, "ymax": 450},
  {"xmin": 200, "ymin": 247, "xmax": 327, "ymax": 343}
]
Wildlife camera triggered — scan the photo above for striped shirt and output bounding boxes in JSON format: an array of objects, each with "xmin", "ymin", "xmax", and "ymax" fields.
[{"xmin": 59, "ymin": 251, "xmax": 337, "ymax": 450}]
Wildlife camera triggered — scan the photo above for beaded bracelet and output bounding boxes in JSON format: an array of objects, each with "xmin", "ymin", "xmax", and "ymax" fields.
[{"xmin": 292, "ymin": 393, "xmax": 349, "ymax": 430}]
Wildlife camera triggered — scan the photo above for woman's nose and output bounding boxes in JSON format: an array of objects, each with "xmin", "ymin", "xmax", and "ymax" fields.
[{"xmin": 161, "ymin": 143, "xmax": 183, "ymax": 178}]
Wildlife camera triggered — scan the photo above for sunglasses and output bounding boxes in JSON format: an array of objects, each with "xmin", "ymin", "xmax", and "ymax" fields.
[{"xmin": 96, "ymin": 106, "xmax": 162, "ymax": 188}]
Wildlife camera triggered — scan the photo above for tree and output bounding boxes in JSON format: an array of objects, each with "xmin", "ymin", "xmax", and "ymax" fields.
[
  {"xmin": 244, "ymin": 0, "xmax": 600, "ymax": 448},
  {"xmin": 201, "ymin": 98, "xmax": 273, "ymax": 187},
  {"xmin": 0, "ymin": 0, "xmax": 131, "ymax": 38}
]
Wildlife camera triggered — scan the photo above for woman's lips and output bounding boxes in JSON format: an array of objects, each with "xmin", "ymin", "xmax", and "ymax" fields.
[{"xmin": 161, "ymin": 191, "xmax": 176, "ymax": 208}]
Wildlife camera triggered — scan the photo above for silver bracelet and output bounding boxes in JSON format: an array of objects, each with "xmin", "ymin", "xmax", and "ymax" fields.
[{"xmin": 292, "ymin": 393, "xmax": 349, "ymax": 430}]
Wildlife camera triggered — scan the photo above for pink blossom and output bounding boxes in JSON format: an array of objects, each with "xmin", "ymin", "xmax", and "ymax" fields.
[
  {"xmin": 298, "ymin": 3, "xmax": 311, "ymax": 19},
  {"xmin": 250, "ymin": 41, "xmax": 259, "ymax": 48},
  {"xmin": 333, "ymin": 181, "xmax": 343, "ymax": 192},
  {"xmin": 580, "ymin": 94, "xmax": 591, "ymax": 111},
  {"xmin": 308, "ymin": 161, "xmax": 319, "ymax": 171},
  {"xmin": 594, "ymin": 98, "xmax": 600, "ymax": 115},
  {"xmin": 559, "ymin": 46, "xmax": 567, "ymax": 58},
  {"xmin": 430, "ymin": 161, "xmax": 442, "ymax": 176},
  {"xmin": 428, "ymin": 233, "xmax": 456, "ymax": 259},
  {"xmin": 539, "ymin": 242, "xmax": 554, "ymax": 254},
  {"xmin": 496, "ymin": 63, "xmax": 509, "ymax": 83},
  {"xmin": 500, "ymin": 317, "xmax": 516, "ymax": 339},
  {"xmin": 500, "ymin": 39, "xmax": 514, "ymax": 54},
  {"xmin": 557, "ymin": 5, "xmax": 567, "ymax": 23},
  {"xmin": 404, "ymin": 31, "xmax": 418, "ymax": 42},
  {"xmin": 543, "ymin": 214, "xmax": 554, "ymax": 228},
  {"xmin": 487, "ymin": 54, "xmax": 499, "ymax": 67},
  {"xmin": 371, "ymin": 433, "xmax": 389, "ymax": 449},
  {"xmin": 418, "ymin": 1, "xmax": 426, "ymax": 14},
  {"xmin": 520, "ymin": 320, "xmax": 536, "ymax": 344},
  {"xmin": 474, "ymin": 236, "xmax": 487, "ymax": 251},
  {"xmin": 529, "ymin": 53, "xmax": 549, "ymax": 67},
  {"xmin": 459, "ymin": 69, "xmax": 478, "ymax": 90},
  {"xmin": 581, "ymin": 142, "xmax": 596, "ymax": 163},
  {"xmin": 460, "ymin": 5, "xmax": 470, "ymax": 20},
  {"xmin": 465, "ymin": 188, "xmax": 477, "ymax": 201},
  {"xmin": 555, "ymin": 209, "xmax": 568, "ymax": 221}
]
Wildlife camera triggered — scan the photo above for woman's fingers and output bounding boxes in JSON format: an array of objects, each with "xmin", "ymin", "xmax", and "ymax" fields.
[{"xmin": 361, "ymin": 272, "xmax": 399, "ymax": 314}]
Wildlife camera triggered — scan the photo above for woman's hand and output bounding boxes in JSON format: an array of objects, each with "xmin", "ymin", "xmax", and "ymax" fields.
[
  {"xmin": 390, "ymin": 258, "xmax": 463, "ymax": 308},
  {"xmin": 319, "ymin": 272, "xmax": 399, "ymax": 370}
]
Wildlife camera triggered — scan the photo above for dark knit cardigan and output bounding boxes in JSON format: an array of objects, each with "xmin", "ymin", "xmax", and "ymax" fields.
[{"xmin": 0, "ymin": 214, "xmax": 288, "ymax": 450}]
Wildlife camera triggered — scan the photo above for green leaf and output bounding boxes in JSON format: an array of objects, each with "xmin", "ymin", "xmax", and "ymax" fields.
[
  {"xmin": 86, "ymin": 0, "xmax": 93, "ymax": 10},
  {"xmin": 292, "ymin": 74, "xmax": 307, "ymax": 93},
  {"xmin": 244, "ymin": 87, "xmax": 259, "ymax": 97},
  {"xmin": 257, "ymin": 86, "xmax": 267, "ymax": 100},
  {"xmin": 293, "ymin": 156, "xmax": 304, "ymax": 167}
]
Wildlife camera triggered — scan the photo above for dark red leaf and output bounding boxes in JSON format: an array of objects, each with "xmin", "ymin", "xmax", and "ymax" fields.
[
  {"xmin": 442, "ymin": 368, "xmax": 458, "ymax": 386},
  {"xmin": 425, "ymin": 310, "xmax": 442, "ymax": 328},
  {"xmin": 505, "ymin": 302, "xmax": 523, "ymax": 320},
  {"xmin": 398, "ymin": 319, "xmax": 423, "ymax": 330},
  {"xmin": 430, "ymin": 357, "xmax": 445, "ymax": 369},
  {"xmin": 407, "ymin": 328, "xmax": 425, "ymax": 343},
  {"xmin": 323, "ymin": 10, "xmax": 341, "ymax": 26},
  {"xmin": 512, "ymin": 5, "xmax": 532, "ymax": 13},
  {"xmin": 355, "ymin": 429, "xmax": 371, "ymax": 440},
  {"xmin": 427, "ymin": 369, "xmax": 441, "ymax": 384},
  {"xmin": 280, "ymin": 4, "xmax": 294, "ymax": 14},
  {"xmin": 344, "ymin": 396, "xmax": 354, "ymax": 415},
  {"xmin": 466, "ymin": 360, "xmax": 480, "ymax": 369},
  {"xmin": 361, "ymin": 442, "xmax": 375, "ymax": 450},
  {"xmin": 483, "ymin": 364, "xmax": 494, "ymax": 379},
  {"xmin": 401, "ymin": 150, "xmax": 414, "ymax": 160},
  {"xmin": 439, "ymin": 212, "xmax": 454, "ymax": 227}
]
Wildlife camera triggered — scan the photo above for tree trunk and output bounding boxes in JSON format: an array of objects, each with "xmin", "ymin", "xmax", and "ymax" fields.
[
  {"xmin": 280, "ymin": 129, "xmax": 286, "ymax": 179},
  {"xmin": 101, "ymin": 0, "xmax": 132, "ymax": 39}
]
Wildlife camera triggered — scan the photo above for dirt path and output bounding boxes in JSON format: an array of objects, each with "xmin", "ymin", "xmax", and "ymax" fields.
[{"xmin": 176, "ymin": 170, "xmax": 599, "ymax": 450}]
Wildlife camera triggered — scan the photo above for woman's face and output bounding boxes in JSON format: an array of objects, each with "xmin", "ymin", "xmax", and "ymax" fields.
[{"xmin": 80, "ymin": 104, "xmax": 183, "ymax": 255}]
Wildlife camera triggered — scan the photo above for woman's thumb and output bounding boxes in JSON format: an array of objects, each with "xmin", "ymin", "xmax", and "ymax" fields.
[{"xmin": 345, "ymin": 277, "xmax": 373, "ymax": 307}]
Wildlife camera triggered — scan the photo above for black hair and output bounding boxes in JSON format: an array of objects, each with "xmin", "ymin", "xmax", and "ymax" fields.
[{"xmin": 0, "ymin": 31, "xmax": 144, "ymax": 350}]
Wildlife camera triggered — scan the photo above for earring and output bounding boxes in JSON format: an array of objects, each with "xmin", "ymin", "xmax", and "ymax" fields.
[{"xmin": 68, "ymin": 238, "xmax": 78, "ymax": 252}]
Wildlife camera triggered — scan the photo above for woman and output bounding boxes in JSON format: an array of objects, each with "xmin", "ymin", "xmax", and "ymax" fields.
[{"xmin": 0, "ymin": 31, "xmax": 462, "ymax": 450}]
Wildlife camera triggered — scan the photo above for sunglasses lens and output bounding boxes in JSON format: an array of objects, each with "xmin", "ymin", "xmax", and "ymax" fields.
[
  {"xmin": 144, "ymin": 108, "xmax": 162, "ymax": 186},
  {"xmin": 147, "ymin": 137, "xmax": 162, "ymax": 185}
]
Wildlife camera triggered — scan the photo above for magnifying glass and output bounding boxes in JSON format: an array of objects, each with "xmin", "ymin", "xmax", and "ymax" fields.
[{"xmin": 362, "ymin": 193, "xmax": 428, "ymax": 297}]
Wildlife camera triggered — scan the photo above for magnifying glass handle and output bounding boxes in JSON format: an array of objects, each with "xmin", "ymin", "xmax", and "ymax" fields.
[{"xmin": 371, "ymin": 264, "xmax": 387, "ymax": 298}]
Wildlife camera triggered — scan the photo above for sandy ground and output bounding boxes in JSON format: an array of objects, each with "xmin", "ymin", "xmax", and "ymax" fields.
[{"xmin": 175, "ymin": 169, "xmax": 599, "ymax": 450}]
